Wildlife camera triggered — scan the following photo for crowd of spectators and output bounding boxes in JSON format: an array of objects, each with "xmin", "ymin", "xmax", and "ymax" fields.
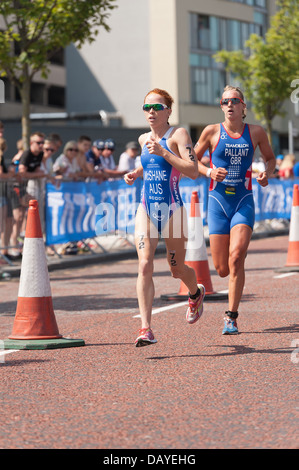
[
  {"xmin": 0, "ymin": 121, "xmax": 141, "ymax": 261},
  {"xmin": 0, "ymin": 118, "xmax": 298, "ymax": 263}
]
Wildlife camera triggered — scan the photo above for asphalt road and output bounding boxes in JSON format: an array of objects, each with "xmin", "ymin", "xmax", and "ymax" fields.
[{"xmin": 0, "ymin": 234, "xmax": 298, "ymax": 451}]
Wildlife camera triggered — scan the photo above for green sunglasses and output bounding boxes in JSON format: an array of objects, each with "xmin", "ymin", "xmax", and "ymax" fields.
[{"xmin": 142, "ymin": 103, "xmax": 169, "ymax": 111}]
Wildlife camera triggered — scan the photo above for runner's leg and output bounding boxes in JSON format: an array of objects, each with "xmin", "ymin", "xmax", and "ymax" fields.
[{"xmin": 134, "ymin": 206, "xmax": 159, "ymax": 329}]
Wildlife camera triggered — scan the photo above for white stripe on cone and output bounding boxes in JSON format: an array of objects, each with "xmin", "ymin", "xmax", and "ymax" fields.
[
  {"xmin": 18, "ymin": 238, "xmax": 52, "ymax": 298},
  {"xmin": 185, "ymin": 209, "xmax": 207, "ymax": 262},
  {"xmin": 289, "ymin": 206, "xmax": 299, "ymax": 242}
]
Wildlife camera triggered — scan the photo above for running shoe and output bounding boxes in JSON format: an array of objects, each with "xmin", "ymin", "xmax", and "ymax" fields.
[
  {"xmin": 135, "ymin": 328, "xmax": 157, "ymax": 347},
  {"xmin": 222, "ymin": 316, "xmax": 239, "ymax": 335},
  {"xmin": 186, "ymin": 284, "xmax": 205, "ymax": 324}
]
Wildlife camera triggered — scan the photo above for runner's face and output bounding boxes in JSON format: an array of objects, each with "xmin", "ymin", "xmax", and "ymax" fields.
[
  {"xmin": 221, "ymin": 91, "xmax": 245, "ymax": 122},
  {"xmin": 143, "ymin": 93, "xmax": 171, "ymax": 127}
]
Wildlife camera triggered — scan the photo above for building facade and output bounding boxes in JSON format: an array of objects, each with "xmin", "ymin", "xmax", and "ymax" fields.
[
  {"xmin": 0, "ymin": 0, "xmax": 298, "ymax": 157},
  {"xmin": 65, "ymin": 0, "xmax": 299, "ymax": 155}
]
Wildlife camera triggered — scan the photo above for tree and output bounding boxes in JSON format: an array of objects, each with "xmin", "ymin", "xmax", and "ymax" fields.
[
  {"xmin": 214, "ymin": 0, "xmax": 299, "ymax": 145},
  {"xmin": 0, "ymin": 0, "xmax": 117, "ymax": 148}
]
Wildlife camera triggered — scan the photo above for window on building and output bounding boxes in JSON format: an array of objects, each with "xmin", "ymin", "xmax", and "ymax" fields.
[
  {"xmin": 48, "ymin": 86, "xmax": 65, "ymax": 107},
  {"xmin": 189, "ymin": 9, "xmax": 267, "ymax": 105},
  {"xmin": 31, "ymin": 82, "xmax": 46, "ymax": 105},
  {"xmin": 48, "ymin": 48, "xmax": 65, "ymax": 66}
]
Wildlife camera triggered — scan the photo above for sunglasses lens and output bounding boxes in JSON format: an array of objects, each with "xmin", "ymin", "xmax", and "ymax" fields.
[
  {"xmin": 221, "ymin": 98, "xmax": 242, "ymax": 105},
  {"xmin": 142, "ymin": 104, "xmax": 166, "ymax": 111}
]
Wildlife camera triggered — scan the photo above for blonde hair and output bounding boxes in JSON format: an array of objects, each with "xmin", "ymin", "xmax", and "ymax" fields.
[
  {"xmin": 63, "ymin": 140, "xmax": 78, "ymax": 155},
  {"xmin": 222, "ymin": 85, "xmax": 247, "ymax": 120},
  {"xmin": 279, "ymin": 154, "xmax": 295, "ymax": 170}
]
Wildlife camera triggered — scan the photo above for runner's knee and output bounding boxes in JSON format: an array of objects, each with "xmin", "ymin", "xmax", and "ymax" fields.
[{"xmin": 138, "ymin": 258, "xmax": 154, "ymax": 277}]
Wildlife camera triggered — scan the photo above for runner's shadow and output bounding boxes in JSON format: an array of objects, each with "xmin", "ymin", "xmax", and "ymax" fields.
[
  {"xmin": 147, "ymin": 344, "xmax": 293, "ymax": 360},
  {"xmin": 245, "ymin": 323, "xmax": 299, "ymax": 334}
]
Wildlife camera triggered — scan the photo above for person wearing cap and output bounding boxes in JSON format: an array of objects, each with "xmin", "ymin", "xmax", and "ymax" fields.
[
  {"xmin": 84, "ymin": 139, "xmax": 106, "ymax": 182},
  {"xmin": 86, "ymin": 139, "xmax": 104, "ymax": 169},
  {"xmin": 100, "ymin": 139, "xmax": 127, "ymax": 179},
  {"xmin": 117, "ymin": 141, "xmax": 140, "ymax": 173}
]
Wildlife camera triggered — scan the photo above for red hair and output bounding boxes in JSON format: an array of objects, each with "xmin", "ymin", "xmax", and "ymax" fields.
[{"xmin": 144, "ymin": 88, "xmax": 174, "ymax": 109}]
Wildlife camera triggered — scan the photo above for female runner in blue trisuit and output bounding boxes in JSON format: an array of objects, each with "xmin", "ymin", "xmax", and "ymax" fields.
[
  {"xmin": 125, "ymin": 88, "xmax": 205, "ymax": 347},
  {"xmin": 195, "ymin": 85, "xmax": 276, "ymax": 334}
]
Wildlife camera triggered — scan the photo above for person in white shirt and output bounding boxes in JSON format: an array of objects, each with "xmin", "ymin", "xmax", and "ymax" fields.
[
  {"xmin": 53, "ymin": 140, "xmax": 80, "ymax": 180},
  {"xmin": 118, "ymin": 141, "xmax": 140, "ymax": 172},
  {"xmin": 100, "ymin": 139, "xmax": 126, "ymax": 179}
]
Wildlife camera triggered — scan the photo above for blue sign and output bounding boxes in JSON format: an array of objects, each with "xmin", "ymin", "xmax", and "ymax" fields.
[{"xmin": 45, "ymin": 177, "xmax": 299, "ymax": 246}]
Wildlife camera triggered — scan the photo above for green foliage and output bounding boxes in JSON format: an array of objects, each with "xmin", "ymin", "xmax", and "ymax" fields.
[
  {"xmin": 214, "ymin": 0, "xmax": 299, "ymax": 139},
  {"xmin": 0, "ymin": 0, "xmax": 117, "ymax": 81},
  {"xmin": 0, "ymin": 0, "xmax": 117, "ymax": 144}
]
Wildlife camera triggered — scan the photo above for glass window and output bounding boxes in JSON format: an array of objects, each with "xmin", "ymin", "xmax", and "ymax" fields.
[
  {"xmin": 48, "ymin": 86, "xmax": 65, "ymax": 107},
  {"xmin": 189, "ymin": 54, "xmax": 210, "ymax": 67},
  {"xmin": 210, "ymin": 17, "xmax": 219, "ymax": 51},
  {"xmin": 254, "ymin": 0, "xmax": 266, "ymax": 7},
  {"xmin": 227, "ymin": 20, "xmax": 241, "ymax": 50},
  {"xmin": 219, "ymin": 19, "xmax": 227, "ymax": 50},
  {"xmin": 241, "ymin": 22, "xmax": 250, "ymax": 50},
  {"xmin": 31, "ymin": 83, "xmax": 45, "ymax": 105},
  {"xmin": 189, "ymin": 11, "xmax": 267, "ymax": 105},
  {"xmin": 197, "ymin": 15, "xmax": 210, "ymax": 50}
]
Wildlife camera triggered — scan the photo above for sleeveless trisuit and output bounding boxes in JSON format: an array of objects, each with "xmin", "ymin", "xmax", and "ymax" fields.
[
  {"xmin": 208, "ymin": 123, "xmax": 255, "ymax": 234},
  {"xmin": 140, "ymin": 127, "xmax": 184, "ymax": 232}
]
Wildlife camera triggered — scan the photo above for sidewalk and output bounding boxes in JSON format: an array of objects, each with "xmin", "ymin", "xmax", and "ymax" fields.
[{"xmin": 0, "ymin": 218, "xmax": 290, "ymax": 279}]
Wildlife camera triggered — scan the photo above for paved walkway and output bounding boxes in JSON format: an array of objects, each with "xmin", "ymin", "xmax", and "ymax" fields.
[
  {"xmin": 0, "ymin": 219, "xmax": 290, "ymax": 279},
  {"xmin": 0, "ymin": 233, "xmax": 298, "ymax": 449}
]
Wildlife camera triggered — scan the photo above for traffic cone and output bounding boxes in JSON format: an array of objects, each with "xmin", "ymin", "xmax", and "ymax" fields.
[
  {"xmin": 286, "ymin": 184, "xmax": 299, "ymax": 267},
  {"xmin": 161, "ymin": 191, "xmax": 228, "ymax": 301},
  {"xmin": 3, "ymin": 200, "xmax": 85, "ymax": 349},
  {"xmin": 276, "ymin": 184, "xmax": 299, "ymax": 272}
]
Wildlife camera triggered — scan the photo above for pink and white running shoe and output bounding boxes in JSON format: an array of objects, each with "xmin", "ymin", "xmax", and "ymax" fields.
[
  {"xmin": 135, "ymin": 328, "xmax": 157, "ymax": 347},
  {"xmin": 186, "ymin": 284, "xmax": 205, "ymax": 324}
]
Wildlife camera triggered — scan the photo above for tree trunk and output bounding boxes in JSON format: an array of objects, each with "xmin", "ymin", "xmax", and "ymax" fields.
[{"xmin": 20, "ymin": 71, "xmax": 31, "ymax": 151}]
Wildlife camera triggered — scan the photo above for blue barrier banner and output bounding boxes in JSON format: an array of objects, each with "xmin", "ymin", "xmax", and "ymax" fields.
[
  {"xmin": 252, "ymin": 178, "xmax": 298, "ymax": 221},
  {"xmin": 45, "ymin": 177, "xmax": 299, "ymax": 245},
  {"xmin": 45, "ymin": 179, "xmax": 142, "ymax": 245}
]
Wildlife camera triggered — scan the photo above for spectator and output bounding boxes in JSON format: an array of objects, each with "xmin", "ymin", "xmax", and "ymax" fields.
[
  {"xmin": 18, "ymin": 131, "xmax": 46, "ymax": 207},
  {"xmin": 41, "ymin": 138, "xmax": 56, "ymax": 177},
  {"xmin": 0, "ymin": 137, "xmax": 10, "ymax": 259},
  {"xmin": 83, "ymin": 138, "xmax": 105, "ymax": 182},
  {"xmin": 272, "ymin": 153, "xmax": 284, "ymax": 178},
  {"xmin": 47, "ymin": 133, "xmax": 63, "ymax": 155},
  {"xmin": 252, "ymin": 155, "xmax": 266, "ymax": 178},
  {"xmin": 100, "ymin": 138, "xmax": 126, "ymax": 179},
  {"xmin": 7, "ymin": 139, "xmax": 27, "ymax": 259},
  {"xmin": 52, "ymin": 140, "xmax": 80, "ymax": 180},
  {"xmin": 278, "ymin": 154, "xmax": 295, "ymax": 179},
  {"xmin": 293, "ymin": 159, "xmax": 299, "ymax": 177},
  {"xmin": 0, "ymin": 138, "xmax": 23, "ymax": 261},
  {"xmin": 11, "ymin": 139, "xmax": 24, "ymax": 167},
  {"xmin": 77, "ymin": 135, "xmax": 92, "ymax": 177},
  {"xmin": 200, "ymin": 149, "xmax": 210, "ymax": 168},
  {"xmin": 117, "ymin": 141, "xmax": 140, "ymax": 172},
  {"xmin": 0, "ymin": 121, "xmax": 4, "ymax": 138}
]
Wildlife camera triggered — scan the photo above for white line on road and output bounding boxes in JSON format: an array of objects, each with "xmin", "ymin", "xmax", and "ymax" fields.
[
  {"xmin": 273, "ymin": 272, "xmax": 298, "ymax": 279},
  {"xmin": 133, "ymin": 301, "xmax": 188, "ymax": 318},
  {"xmin": 0, "ymin": 349, "xmax": 19, "ymax": 363}
]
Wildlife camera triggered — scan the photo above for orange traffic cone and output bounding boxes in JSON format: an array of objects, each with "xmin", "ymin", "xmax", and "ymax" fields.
[
  {"xmin": 3, "ymin": 200, "xmax": 84, "ymax": 349},
  {"xmin": 275, "ymin": 184, "xmax": 299, "ymax": 273},
  {"xmin": 285, "ymin": 184, "xmax": 299, "ymax": 268},
  {"xmin": 161, "ymin": 191, "xmax": 228, "ymax": 301}
]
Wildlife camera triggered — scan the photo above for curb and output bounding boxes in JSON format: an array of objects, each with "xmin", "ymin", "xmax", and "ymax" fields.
[{"xmin": 0, "ymin": 229, "xmax": 289, "ymax": 279}]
